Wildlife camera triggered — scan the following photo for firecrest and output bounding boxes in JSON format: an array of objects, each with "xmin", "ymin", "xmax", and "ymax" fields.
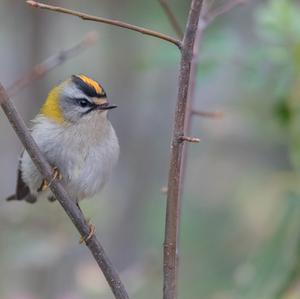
[{"xmin": 7, "ymin": 75, "xmax": 119, "ymax": 206}]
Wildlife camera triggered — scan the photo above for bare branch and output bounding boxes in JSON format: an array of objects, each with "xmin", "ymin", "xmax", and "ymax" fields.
[
  {"xmin": 200, "ymin": 0, "xmax": 246, "ymax": 29},
  {"xmin": 163, "ymin": 1, "xmax": 204, "ymax": 299},
  {"xmin": 158, "ymin": 0, "xmax": 183, "ymax": 39},
  {"xmin": 7, "ymin": 32, "xmax": 98, "ymax": 98},
  {"xmin": 161, "ymin": 186, "xmax": 168, "ymax": 194},
  {"xmin": 0, "ymin": 84, "xmax": 129, "ymax": 299},
  {"xmin": 172, "ymin": 2, "xmax": 239, "ymax": 296},
  {"xmin": 26, "ymin": 0, "xmax": 182, "ymax": 49},
  {"xmin": 179, "ymin": 136, "xmax": 200, "ymax": 143},
  {"xmin": 192, "ymin": 109, "xmax": 224, "ymax": 118}
]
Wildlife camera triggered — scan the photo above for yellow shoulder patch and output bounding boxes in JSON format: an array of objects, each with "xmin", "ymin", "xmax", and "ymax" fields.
[
  {"xmin": 78, "ymin": 75, "xmax": 102, "ymax": 94},
  {"xmin": 40, "ymin": 86, "xmax": 64, "ymax": 124}
]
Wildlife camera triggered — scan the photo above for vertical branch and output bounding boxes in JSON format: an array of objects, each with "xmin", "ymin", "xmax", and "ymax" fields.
[
  {"xmin": 181, "ymin": 18, "xmax": 204, "ymax": 190},
  {"xmin": 163, "ymin": 1, "xmax": 204, "ymax": 299},
  {"xmin": 186, "ymin": 25, "xmax": 204, "ymax": 128}
]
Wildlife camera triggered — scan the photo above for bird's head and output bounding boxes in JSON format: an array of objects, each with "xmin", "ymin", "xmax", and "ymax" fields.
[{"xmin": 40, "ymin": 75, "xmax": 117, "ymax": 124}]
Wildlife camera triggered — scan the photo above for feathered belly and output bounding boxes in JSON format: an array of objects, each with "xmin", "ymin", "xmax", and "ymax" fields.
[
  {"xmin": 56, "ymin": 129, "xmax": 119, "ymax": 200},
  {"xmin": 21, "ymin": 117, "xmax": 119, "ymax": 202},
  {"xmin": 66, "ymin": 149, "xmax": 114, "ymax": 199}
]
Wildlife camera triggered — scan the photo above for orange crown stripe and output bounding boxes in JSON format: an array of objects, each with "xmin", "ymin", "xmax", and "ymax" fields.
[{"xmin": 78, "ymin": 75, "xmax": 102, "ymax": 94}]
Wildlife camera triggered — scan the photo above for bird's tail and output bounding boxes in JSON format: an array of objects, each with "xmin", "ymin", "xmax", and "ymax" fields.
[
  {"xmin": 6, "ymin": 194, "xmax": 17, "ymax": 201},
  {"xmin": 6, "ymin": 193, "xmax": 37, "ymax": 203}
]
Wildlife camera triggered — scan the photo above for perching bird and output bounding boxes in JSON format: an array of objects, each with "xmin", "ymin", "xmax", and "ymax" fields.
[{"xmin": 7, "ymin": 75, "xmax": 119, "ymax": 210}]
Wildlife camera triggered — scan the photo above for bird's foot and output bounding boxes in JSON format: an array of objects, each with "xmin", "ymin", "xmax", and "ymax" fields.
[
  {"xmin": 79, "ymin": 222, "xmax": 96, "ymax": 244},
  {"xmin": 47, "ymin": 196, "xmax": 56, "ymax": 202},
  {"xmin": 38, "ymin": 167, "xmax": 62, "ymax": 192}
]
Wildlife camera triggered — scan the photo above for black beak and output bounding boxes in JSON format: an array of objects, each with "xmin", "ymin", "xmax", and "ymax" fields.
[{"xmin": 95, "ymin": 103, "xmax": 118, "ymax": 110}]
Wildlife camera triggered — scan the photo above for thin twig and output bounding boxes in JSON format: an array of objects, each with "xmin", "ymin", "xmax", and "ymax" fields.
[
  {"xmin": 6, "ymin": 32, "xmax": 98, "ymax": 98},
  {"xmin": 163, "ymin": 1, "xmax": 204, "ymax": 299},
  {"xmin": 191, "ymin": 109, "xmax": 224, "ymax": 118},
  {"xmin": 200, "ymin": 0, "xmax": 246, "ymax": 29},
  {"xmin": 26, "ymin": 0, "xmax": 182, "ymax": 49},
  {"xmin": 179, "ymin": 136, "xmax": 200, "ymax": 143},
  {"xmin": 0, "ymin": 84, "xmax": 129, "ymax": 299},
  {"xmin": 161, "ymin": 186, "xmax": 168, "ymax": 194},
  {"xmin": 158, "ymin": 0, "xmax": 183, "ymax": 39}
]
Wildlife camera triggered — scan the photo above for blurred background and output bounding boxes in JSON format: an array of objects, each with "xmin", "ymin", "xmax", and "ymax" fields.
[{"xmin": 1, "ymin": 0, "xmax": 300, "ymax": 298}]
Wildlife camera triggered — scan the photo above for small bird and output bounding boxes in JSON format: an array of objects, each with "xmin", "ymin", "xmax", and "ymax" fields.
[{"xmin": 7, "ymin": 75, "xmax": 119, "ymax": 239}]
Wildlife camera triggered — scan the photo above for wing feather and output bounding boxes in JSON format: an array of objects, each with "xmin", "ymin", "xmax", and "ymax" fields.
[
  {"xmin": 16, "ymin": 167, "xmax": 30, "ymax": 200},
  {"xmin": 6, "ymin": 152, "xmax": 37, "ymax": 203}
]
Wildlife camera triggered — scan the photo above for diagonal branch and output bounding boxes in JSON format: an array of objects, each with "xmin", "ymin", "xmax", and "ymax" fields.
[
  {"xmin": 26, "ymin": 0, "xmax": 182, "ymax": 49},
  {"xmin": 163, "ymin": 1, "xmax": 204, "ymax": 299},
  {"xmin": 7, "ymin": 31, "xmax": 98, "ymax": 97},
  {"xmin": 200, "ymin": 0, "xmax": 247, "ymax": 29},
  {"xmin": 158, "ymin": 0, "xmax": 183, "ymax": 39},
  {"xmin": 0, "ymin": 85, "xmax": 129, "ymax": 299}
]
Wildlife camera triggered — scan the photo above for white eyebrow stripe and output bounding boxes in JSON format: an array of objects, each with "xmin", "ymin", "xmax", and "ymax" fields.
[{"xmin": 62, "ymin": 84, "xmax": 93, "ymax": 103}]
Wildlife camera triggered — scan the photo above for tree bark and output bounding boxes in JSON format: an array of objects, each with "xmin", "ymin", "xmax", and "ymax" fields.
[{"xmin": 163, "ymin": 1, "xmax": 204, "ymax": 299}]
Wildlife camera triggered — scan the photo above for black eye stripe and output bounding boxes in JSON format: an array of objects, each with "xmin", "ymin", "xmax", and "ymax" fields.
[{"xmin": 74, "ymin": 98, "xmax": 93, "ymax": 108}]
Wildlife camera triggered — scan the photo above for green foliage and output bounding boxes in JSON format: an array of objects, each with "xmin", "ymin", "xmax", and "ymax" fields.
[
  {"xmin": 237, "ymin": 193, "xmax": 300, "ymax": 299},
  {"xmin": 255, "ymin": 0, "xmax": 300, "ymax": 91},
  {"xmin": 257, "ymin": 0, "xmax": 300, "ymax": 54},
  {"xmin": 234, "ymin": 2, "xmax": 300, "ymax": 299},
  {"xmin": 274, "ymin": 98, "xmax": 292, "ymax": 127},
  {"xmin": 241, "ymin": 0, "xmax": 300, "ymax": 170}
]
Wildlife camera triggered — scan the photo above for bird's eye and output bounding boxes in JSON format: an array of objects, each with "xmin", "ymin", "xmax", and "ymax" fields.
[{"xmin": 77, "ymin": 98, "xmax": 90, "ymax": 108}]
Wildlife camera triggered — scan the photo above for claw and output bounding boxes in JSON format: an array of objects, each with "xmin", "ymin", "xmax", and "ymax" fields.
[
  {"xmin": 79, "ymin": 223, "xmax": 96, "ymax": 244},
  {"xmin": 39, "ymin": 179, "xmax": 48, "ymax": 192},
  {"xmin": 38, "ymin": 167, "xmax": 61, "ymax": 192}
]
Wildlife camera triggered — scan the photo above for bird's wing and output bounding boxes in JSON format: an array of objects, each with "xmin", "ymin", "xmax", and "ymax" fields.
[
  {"xmin": 7, "ymin": 152, "xmax": 37, "ymax": 203},
  {"xmin": 16, "ymin": 166, "xmax": 30, "ymax": 200}
]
